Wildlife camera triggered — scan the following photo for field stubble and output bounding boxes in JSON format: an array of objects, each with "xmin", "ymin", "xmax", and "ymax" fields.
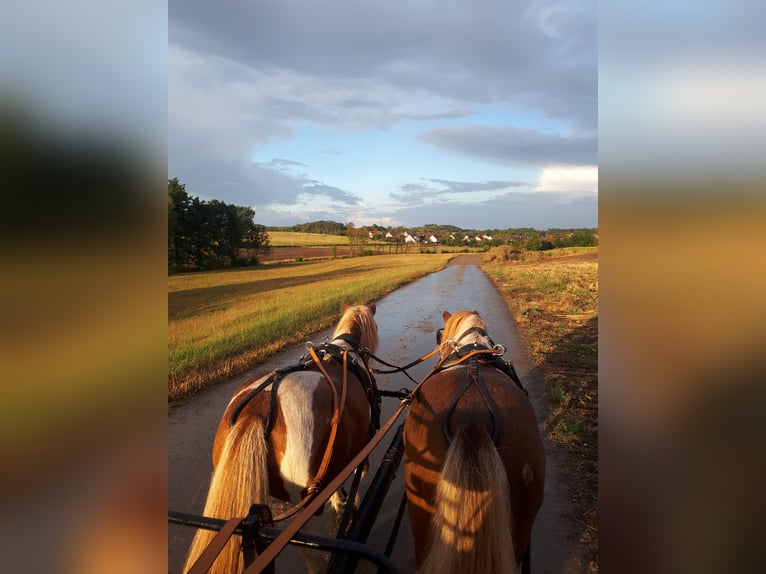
[{"xmin": 481, "ymin": 246, "xmax": 598, "ymax": 572}]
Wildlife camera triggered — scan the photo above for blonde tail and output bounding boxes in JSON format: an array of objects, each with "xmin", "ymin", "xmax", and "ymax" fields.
[
  {"xmin": 183, "ymin": 419, "xmax": 269, "ymax": 574},
  {"xmin": 421, "ymin": 428, "xmax": 515, "ymax": 574}
]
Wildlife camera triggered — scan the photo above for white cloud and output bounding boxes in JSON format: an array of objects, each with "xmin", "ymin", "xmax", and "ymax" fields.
[{"xmin": 535, "ymin": 165, "xmax": 598, "ymax": 193}]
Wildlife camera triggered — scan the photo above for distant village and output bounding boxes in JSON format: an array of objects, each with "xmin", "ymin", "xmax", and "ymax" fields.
[
  {"xmin": 359, "ymin": 228, "xmax": 597, "ymax": 250},
  {"xmin": 370, "ymin": 229, "xmax": 497, "ymax": 245},
  {"xmin": 270, "ymin": 220, "xmax": 598, "ymax": 250}
]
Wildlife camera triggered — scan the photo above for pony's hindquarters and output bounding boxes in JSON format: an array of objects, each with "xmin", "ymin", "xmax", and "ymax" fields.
[
  {"xmin": 183, "ymin": 418, "xmax": 269, "ymax": 574},
  {"xmin": 421, "ymin": 427, "xmax": 515, "ymax": 574}
]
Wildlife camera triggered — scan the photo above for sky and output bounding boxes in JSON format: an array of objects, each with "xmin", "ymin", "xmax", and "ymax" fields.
[{"xmin": 168, "ymin": 0, "xmax": 598, "ymax": 230}]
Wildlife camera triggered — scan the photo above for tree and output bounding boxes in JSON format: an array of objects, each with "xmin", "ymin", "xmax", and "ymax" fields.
[
  {"xmin": 168, "ymin": 178, "xmax": 271, "ymax": 272},
  {"xmin": 346, "ymin": 222, "xmax": 369, "ymax": 255},
  {"xmin": 168, "ymin": 178, "xmax": 196, "ymax": 271},
  {"xmin": 242, "ymin": 223, "xmax": 271, "ymax": 263},
  {"xmin": 524, "ymin": 235, "xmax": 542, "ymax": 251}
]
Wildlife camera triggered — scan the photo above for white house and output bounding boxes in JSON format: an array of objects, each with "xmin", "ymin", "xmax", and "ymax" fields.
[
  {"xmin": 404, "ymin": 232, "xmax": 418, "ymax": 244},
  {"xmin": 428, "ymin": 234, "xmax": 438, "ymax": 243}
]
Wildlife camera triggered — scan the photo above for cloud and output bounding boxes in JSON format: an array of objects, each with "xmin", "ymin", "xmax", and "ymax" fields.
[
  {"xmin": 535, "ymin": 165, "xmax": 598, "ymax": 193},
  {"xmin": 170, "ymin": 0, "xmax": 596, "ymax": 129},
  {"xmin": 390, "ymin": 190, "xmax": 598, "ymax": 230},
  {"xmin": 389, "ymin": 182, "xmax": 434, "ymax": 205},
  {"xmin": 390, "ymin": 178, "xmax": 530, "ymax": 205},
  {"xmin": 419, "ymin": 125, "xmax": 597, "ymax": 166},
  {"xmin": 269, "ymin": 158, "xmax": 307, "ymax": 169},
  {"xmin": 169, "ymin": 2, "xmax": 597, "ymax": 228},
  {"xmin": 301, "ymin": 183, "xmax": 361, "ymax": 205},
  {"xmin": 428, "ymin": 178, "xmax": 528, "ymax": 193}
]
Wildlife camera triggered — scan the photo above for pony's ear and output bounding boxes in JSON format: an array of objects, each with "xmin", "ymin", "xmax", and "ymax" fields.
[
  {"xmin": 343, "ymin": 302, "xmax": 350, "ymax": 311},
  {"xmin": 368, "ymin": 303, "xmax": 376, "ymax": 315},
  {"xmin": 442, "ymin": 310, "xmax": 451, "ymax": 322}
]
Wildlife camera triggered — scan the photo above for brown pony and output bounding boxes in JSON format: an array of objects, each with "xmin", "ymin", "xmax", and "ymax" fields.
[
  {"xmin": 183, "ymin": 304, "xmax": 379, "ymax": 574},
  {"xmin": 403, "ymin": 310, "xmax": 545, "ymax": 574}
]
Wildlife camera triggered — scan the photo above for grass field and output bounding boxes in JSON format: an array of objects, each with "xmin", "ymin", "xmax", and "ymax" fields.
[
  {"xmin": 169, "ymin": 253, "xmax": 453, "ymax": 402},
  {"xmin": 480, "ymin": 246, "xmax": 598, "ymax": 570},
  {"xmin": 268, "ymin": 231, "xmax": 350, "ymax": 246}
]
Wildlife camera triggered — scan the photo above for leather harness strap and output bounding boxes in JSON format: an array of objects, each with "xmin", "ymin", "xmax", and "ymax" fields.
[
  {"xmin": 441, "ymin": 355, "xmax": 502, "ymax": 445},
  {"xmin": 186, "ymin": 516, "xmax": 243, "ymax": 574},
  {"xmin": 427, "ymin": 337, "xmax": 528, "ymax": 446},
  {"xmin": 303, "ymin": 344, "xmax": 346, "ymax": 497},
  {"xmin": 225, "ymin": 338, "xmax": 378, "ymax": 523}
]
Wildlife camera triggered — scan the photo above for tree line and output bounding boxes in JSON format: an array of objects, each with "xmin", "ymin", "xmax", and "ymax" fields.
[{"xmin": 168, "ymin": 178, "xmax": 270, "ymax": 273}]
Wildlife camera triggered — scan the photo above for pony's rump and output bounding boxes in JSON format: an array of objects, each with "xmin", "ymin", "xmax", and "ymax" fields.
[
  {"xmin": 404, "ymin": 309, "xmax": 544, "ymax": 574},
  {"xmin": 421, "ymin": 427, "xmax": 514, "ymax": 574}
]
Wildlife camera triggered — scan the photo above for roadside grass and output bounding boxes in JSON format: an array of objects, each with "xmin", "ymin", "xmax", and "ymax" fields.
[
  {"xmin": 481, "ymin": 247, "xmax": 598, "ymax": 572},
  {"xmin": 268, "ymin": 231, "xmax": 350, "ymax": 246},
  {"xmin": 169, "ymin": 254, "xmax": 453, "ymax": 402}
]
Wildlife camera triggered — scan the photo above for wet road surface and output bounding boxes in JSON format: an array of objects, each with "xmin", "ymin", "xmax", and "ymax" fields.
[{"xmin": 168, "ymin": 255, "xmax": 587, "ymax": 573}]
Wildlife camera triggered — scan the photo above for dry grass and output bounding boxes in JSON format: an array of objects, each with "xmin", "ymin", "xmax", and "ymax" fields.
[
  {"xmin": 481, "ymin": 247, "xmax": 598, "ymax": 572},
  {"xmin": 268, "ymin": 231, "xmax": 350, "ymax": 246},
  {"xmin": 169, "ymin": 254, "xmax": 453, "ymax": 403}
]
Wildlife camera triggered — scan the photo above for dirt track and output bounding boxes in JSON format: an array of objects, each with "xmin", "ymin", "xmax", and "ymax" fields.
[{"xmin": 168, "ymin": 255, "xmax": 589, "ymax": 573}]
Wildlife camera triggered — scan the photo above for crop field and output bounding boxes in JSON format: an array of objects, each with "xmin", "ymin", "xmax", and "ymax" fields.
[
  {"xmin": 481, "ymin": 246, "xmax": 598, "ymax": 569},
  {"xmin": 268, "ymin": 231, "xmax": 350, "ymax": 246},
  {"xmin": 169, "ymin": 253, "xmax": 453, "ymax": 402}
]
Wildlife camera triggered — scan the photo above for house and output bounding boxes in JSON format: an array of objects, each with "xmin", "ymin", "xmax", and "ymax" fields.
[
  {"xmin": 428, "ymin": 234, "xmax": 438, "ymax": 243},
  {"xmin": 404, "ymin": 232, "xmax": 419, "ymax": 244}
]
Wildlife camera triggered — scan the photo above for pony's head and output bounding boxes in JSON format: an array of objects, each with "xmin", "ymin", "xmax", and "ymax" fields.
[
  {"xmin": 438, "ymin": 310, "xmax": 487, "ymax": 356},
  {"xmin": 333, "ymin": 303, "xmax": 379, "ymax": 352}
]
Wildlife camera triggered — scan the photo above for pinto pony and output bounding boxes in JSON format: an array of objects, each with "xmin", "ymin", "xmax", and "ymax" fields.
[
  {"xmin": 403, "ymin": 310, "xmax": 545, "ymax": 574},
  {"xmin": 183, "ymin": 304, "xmax": 379, "ymax": 574}
]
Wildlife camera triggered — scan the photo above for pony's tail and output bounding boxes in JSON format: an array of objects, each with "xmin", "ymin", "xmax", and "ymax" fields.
[
  {"xmin": 183, "ymin": 418, "xmax": 269, "ymax": 574},
  {"xmin": 421, "ymin": 428, "xmax": 515, "ymax": 574}
]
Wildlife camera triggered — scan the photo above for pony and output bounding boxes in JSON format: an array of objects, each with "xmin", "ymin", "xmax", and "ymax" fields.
[
  {"xmin": 183, "ymin": 304, "xmax": 380, "ymax": 574},
  {"xmin": 403, "ymin": 310, "xmax": 545, "ymax": 574}
]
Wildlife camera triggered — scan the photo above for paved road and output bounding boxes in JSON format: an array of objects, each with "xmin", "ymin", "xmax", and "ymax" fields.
[{"xmin": 169, "ymin": 255, "xmax": 587, "ymax": 573}]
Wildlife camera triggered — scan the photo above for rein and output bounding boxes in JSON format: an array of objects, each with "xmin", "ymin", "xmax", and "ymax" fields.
[
  {"xmin": 241, "ymin": 357, "xmax": 445, "ymax": 574},
  {"xmin": 262, "ymin": 344, "xmax": 350, "ymax": 524},
  {"xmin": 192, "ymin": 338, "xmax": 520, "ymax": 573},
  {"xmin": 226, "ymin": 337, "xmax": 377, "ymax": 523},
  {"xmin": 367, "ymin": 347, "xmax": 442, "ymax": 385}
]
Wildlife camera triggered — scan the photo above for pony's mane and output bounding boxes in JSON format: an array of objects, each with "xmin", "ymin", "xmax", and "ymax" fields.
[
  {"xmin": 333, "ymin": 304, "xmax": 379, "ymax": 352},
  {"xmin": 440, "ymin": 311, "xmax": 487, "ymax": 355}
]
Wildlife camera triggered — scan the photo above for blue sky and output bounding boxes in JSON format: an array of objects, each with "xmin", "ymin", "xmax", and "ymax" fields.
[{"xmin": 169, "ymin": 0, "xmax": 598, "ymax": 230}]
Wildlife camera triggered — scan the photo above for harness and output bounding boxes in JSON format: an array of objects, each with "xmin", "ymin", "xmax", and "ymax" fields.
[
  {"xmin": 228, "ymin": 336, "xmax": 380, "ymax": 438},
  {"xmin": 429, "ymin": 327, "xmax": 527, "ymax": 445}
]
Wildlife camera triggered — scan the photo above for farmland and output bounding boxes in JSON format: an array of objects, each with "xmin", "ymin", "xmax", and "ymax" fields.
[
  {"xmin": 169, "ymin": 253, "xmax": 453, "ymax": 402},
  {"xmin": 481, "ymin": 246, "xmax": 598, "ymax": 571}
]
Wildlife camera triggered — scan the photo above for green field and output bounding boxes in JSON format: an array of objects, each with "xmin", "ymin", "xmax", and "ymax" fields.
[
  {"xmin": 169, "ymin": 253, "xmax": 453, "ymax": 402},
  {"xmin": 268, "ymin": 231, "xmax": 350, "ymax": 246}
]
